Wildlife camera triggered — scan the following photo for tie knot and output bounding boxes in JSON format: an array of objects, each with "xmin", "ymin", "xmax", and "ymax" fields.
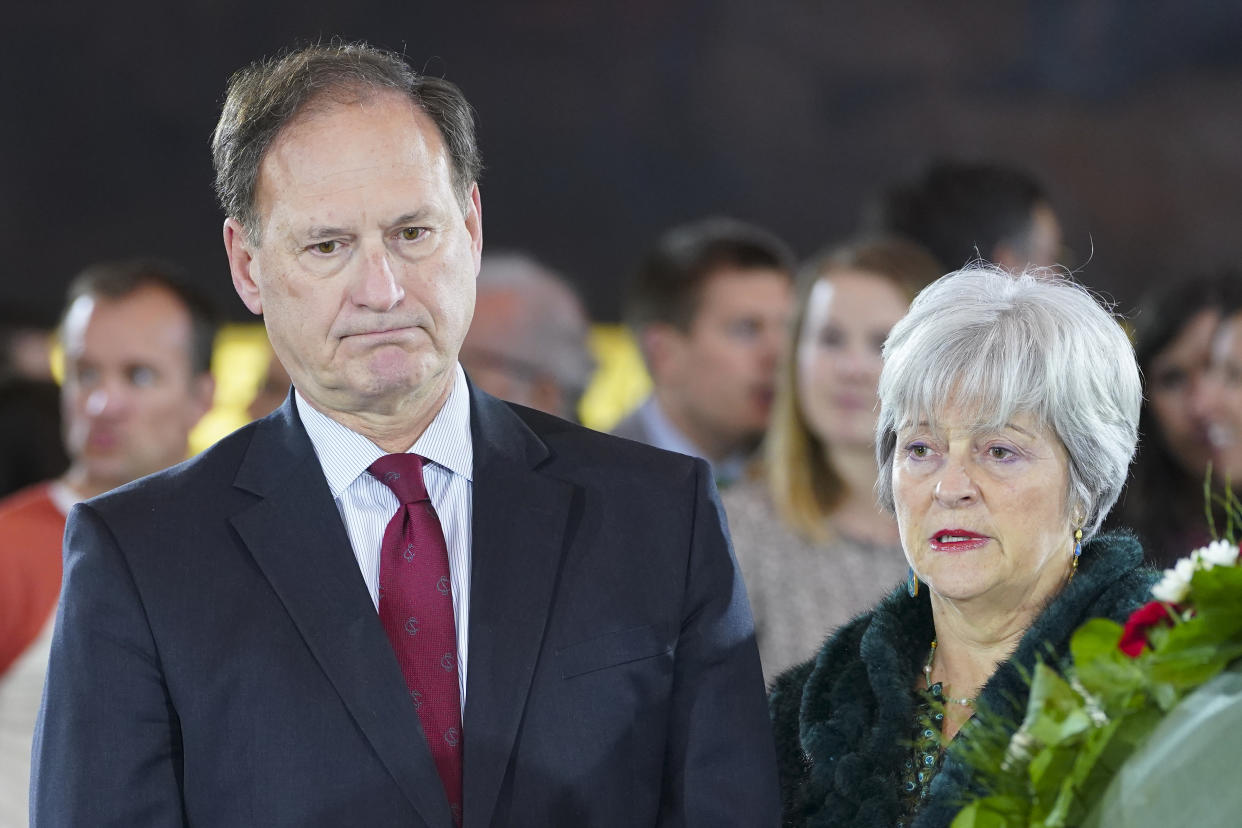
[{"xmin": 369, "ymin": 453, "xmax": 431, "ymax": 504}]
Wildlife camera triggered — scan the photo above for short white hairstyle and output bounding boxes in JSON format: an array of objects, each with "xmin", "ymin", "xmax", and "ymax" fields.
[{"xmin": 875, "ymin": 265, "xmax": 1141, "ymax": 539}]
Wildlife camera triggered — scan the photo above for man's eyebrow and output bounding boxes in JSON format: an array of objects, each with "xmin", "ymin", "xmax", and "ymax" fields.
[
  {"xmin": 294, "ymin": 210, "xmax": 435, "ymax": 242},
  {"xmin": 389, "ymin": 210, "xmax": 432, "ymax": 227},
  {"xmin": 302, "ymin": 225, "xmax": 351, "ymax": 240}
]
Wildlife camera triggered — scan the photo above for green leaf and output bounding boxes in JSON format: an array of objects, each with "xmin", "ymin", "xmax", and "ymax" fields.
[
  {"xmin": 1191, "ymin": 565, "xmax": 1242, "ymax": 614},
  {"xmin": 952, "ymin": 795, "xmax": 1029, "ymax": 828},
  {"xmin": 1146, "ymin": 618, "xmax": 1242, "ymax": 692},
  {"xmin": 1070, "ymin": 619, "xmax": 1143, "ymax": 700},
  {"xmin": 1022, "ymin": 666, "xmax": 1084, "ymax": 747}
]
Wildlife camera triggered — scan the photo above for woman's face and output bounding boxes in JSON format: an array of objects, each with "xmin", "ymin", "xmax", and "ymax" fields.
[
  {"xmin": 1147, "ymin": 308, "xmax": 1219, "ymax": 477},
  {"xmin": 1199, "ymin": 313, "xmax": 1242, "ymax": 482},
  {"xmin": 892, "ymin": 405, "xmax": 1074, "ymax": 612},
  {"xmin": 795, "ymin": 269, "xmax": 909, "ymax": 452}
]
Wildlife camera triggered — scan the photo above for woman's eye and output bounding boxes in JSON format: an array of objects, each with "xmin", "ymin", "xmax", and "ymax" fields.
[
  {"xmin": 400, "ymin": 227, "xmax": 425, "ymax": 241},
  {"xmin": 817, "ymin": 328, "xmax": 844, "ymax": 348},
  {"xmin": 988, "ymin": 445, "xmax": 1014, "ymax": 460},
  {"xmin": 313, "ymin": 241, "xmax": 338, "ymax": 254},
  {"xmin": 907, "ymin": 443, "xmax": 930, "ymax": 459}
]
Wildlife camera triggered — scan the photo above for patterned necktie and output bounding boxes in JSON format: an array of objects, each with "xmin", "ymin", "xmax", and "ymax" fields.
[{"xmin": 369, "ymin": 453, "xmax": 463, "ymax": 825}]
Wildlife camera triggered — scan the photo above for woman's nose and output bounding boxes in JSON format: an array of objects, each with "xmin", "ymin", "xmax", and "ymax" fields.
[{"xmin": 933, "ymin": 461, "xmax": 978, "ymax": 506}]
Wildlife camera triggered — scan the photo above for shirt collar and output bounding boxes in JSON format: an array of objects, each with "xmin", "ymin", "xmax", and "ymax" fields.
[
  {"xmin": 638, "ymin": 396, "xmax": 747, "ymax": 486},
  {"xmin": 295, "ymin": 363, "xmax": 474, "ymax": 499}
]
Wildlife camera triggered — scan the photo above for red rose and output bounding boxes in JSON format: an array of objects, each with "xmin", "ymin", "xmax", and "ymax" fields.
[{"xmin": 1118, "ymin": 601, "xmax": 1176, "ymax": 657}]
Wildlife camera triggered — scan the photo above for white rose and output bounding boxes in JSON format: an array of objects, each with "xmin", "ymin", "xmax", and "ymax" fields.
[
  {"xmin": 1175, "ymin": 556, "xmax": 1197, "ymax": 580},
  {"xmin": 1198, "ymin": 539, "xmax": 1240, "ymax": 568},
  {"xmin": 1151, "ymin": 564, "xmax": 1191, "ymax": 603}
]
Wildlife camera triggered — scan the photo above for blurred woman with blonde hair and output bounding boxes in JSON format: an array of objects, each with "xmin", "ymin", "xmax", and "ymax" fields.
[{"xmin": 723, "ymin": 236, "xmax": 941, "ymax": 681}]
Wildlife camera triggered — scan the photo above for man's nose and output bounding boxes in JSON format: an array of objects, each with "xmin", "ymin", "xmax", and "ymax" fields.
[
  {"xmin": 761, "ymin": 324, "xmax": 786, "ymax": 366},
  {"xmin": 352, "ymin": 249, "xmax": 405, "ymax": 311},
  {"xmin": 84, "ymin": 383, "xmax": 128, "ymax": 418},
  {"xmin": 933, "ymin": 460, "xmax": 978, "ymax": 506}
]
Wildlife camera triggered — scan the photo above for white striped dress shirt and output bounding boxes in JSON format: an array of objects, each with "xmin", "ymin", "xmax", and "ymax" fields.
[{"xmin": 294, "ymin": 364, "xmax": 474, "ymax": 706}]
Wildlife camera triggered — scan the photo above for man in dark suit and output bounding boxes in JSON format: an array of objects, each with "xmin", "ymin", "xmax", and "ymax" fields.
[{"xmin": 31, "ymin": 42, "xmax": 779, "ymax": 827}]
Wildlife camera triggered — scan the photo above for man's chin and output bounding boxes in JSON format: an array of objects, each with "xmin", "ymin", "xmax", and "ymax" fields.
[{"xmin": 336, "ymin": 362, "xmax": 451, "ymax": 411}]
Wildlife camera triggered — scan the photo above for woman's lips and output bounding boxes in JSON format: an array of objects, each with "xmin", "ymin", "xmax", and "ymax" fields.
[{"xmin": 929, "ymin": 530, "xmax": 989, "ymax": 552}]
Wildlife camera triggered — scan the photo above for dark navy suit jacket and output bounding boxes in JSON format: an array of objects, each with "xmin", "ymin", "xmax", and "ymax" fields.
[{"xmin": 31, "ymin": 386, "xmax": 779, "ymax": 826}]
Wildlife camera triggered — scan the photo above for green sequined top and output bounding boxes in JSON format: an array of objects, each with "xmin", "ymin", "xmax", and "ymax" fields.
[{"xmin": 896, "ymin": 683, "xmax": 949, "ymax": 828}]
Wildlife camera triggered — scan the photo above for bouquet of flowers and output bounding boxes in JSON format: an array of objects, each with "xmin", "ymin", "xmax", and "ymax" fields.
[{"xmin": 951, "ymin": 488, "xmax": 1242, "ymax": 827}]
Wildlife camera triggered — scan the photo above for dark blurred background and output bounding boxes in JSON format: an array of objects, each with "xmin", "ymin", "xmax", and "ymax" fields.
[{"xmin": 6, "ymin": 1, "xmax": 1242, "ymax": 326}]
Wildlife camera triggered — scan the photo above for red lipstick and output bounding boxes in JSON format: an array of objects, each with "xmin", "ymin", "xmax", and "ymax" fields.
[{"xmin": 929, "ymin": 529, "xmax": 988, "ymax": 552}]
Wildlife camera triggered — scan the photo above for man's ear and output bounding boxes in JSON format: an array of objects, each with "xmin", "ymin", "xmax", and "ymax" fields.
[
  {"xmin": 465, "ymin": 183, "xmax": 483, "ymax": 274},
  {"xmin": 224, "ymin": 217, "xmax": 263, "ymax": 315},
  {"xmin": 641, "ymin": 322, "xmax": 686, "ymax": 385}
]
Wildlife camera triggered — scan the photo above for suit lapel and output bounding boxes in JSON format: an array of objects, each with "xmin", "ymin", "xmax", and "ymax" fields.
[
  {"xmin": 229, "ymin": 400, "xmax": 454, "ymax": 828},
  {"xmin": 462, "ymin": 389, "xmax": 575, "ymax": 828}
]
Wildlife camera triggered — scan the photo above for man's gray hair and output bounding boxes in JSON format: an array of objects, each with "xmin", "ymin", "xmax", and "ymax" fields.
[
  {"xmin": 875, "ymin": 265, "xmax": 1141, "ymax": 539},
  {"xmin": 211, "ymin": 41, "xmax": 482, "ymax": 243}
]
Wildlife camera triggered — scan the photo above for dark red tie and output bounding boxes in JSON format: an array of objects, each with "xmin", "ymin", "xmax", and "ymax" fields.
[{"xmin": 369, "ymin": 454, "xmax": 463, "ymax": 825}]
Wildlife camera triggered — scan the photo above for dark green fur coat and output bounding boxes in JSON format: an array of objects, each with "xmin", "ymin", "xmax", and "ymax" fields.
[{"xmin": 768, "ymin": 532, "xmax": 1156, "ymax": 827}]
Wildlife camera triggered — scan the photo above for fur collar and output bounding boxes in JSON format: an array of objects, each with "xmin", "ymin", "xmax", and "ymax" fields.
[{"xmin": 769, "ymin": 531, "xmax": 1156, "ymax": 827}]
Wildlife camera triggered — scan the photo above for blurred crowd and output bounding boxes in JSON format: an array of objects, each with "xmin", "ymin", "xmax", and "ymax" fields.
[{"xmin": 1, "ymin": 152, "xmax": 1240, "ymax": 816}]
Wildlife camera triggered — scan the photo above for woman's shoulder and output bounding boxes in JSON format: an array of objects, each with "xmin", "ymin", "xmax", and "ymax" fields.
[
  {"xmin": 769, "ymin": 609, "xmax": 873, "ymax": 717},
  {"xmin": 772, "ymin": 585, "xmax": 931, "ymax": 699},
  {"xmin": 1078, "ymin": 529, "xmax": 1159, "ymax": 619},
  {"xmin": 770, "ymin": 590, "xmax": 934, "ymax": 826},
  {"xmin": 769, "ymin": 611, "xmax": 877, "ymax": 826}
]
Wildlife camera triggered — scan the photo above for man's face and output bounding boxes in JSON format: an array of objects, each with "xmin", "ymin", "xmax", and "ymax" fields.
[
  {"xmin": 655, "ymin": 267, "xmax": 791, "ymax": 456},
  {"xmin": 226, "ymin": 92, "xmax": 482, "ymax": 422},
  {"xmin": 60, "ymin": 285, "xmax": 213, "ymax": 494}
]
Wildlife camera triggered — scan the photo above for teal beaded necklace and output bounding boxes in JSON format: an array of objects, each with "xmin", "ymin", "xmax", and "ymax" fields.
[{"xmin": 922, "ymin": 639, "xmax": 976, "ymax": 707}]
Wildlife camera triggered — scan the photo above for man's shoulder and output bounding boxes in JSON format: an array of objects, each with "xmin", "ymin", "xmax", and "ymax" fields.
[{"xmin": 88, "ymin": 418, "xmax": 268, "ymax": 520}]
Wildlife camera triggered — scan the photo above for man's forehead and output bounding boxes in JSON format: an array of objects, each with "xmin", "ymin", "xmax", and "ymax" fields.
[
  {"xmin": 275, "ymin": 89, "xmax": 432, "ymax": 147},
  {"xmin": 253, "ymin": 93, "xmax": 451, "ymax": 225},
  {"xmin": 66, "ymin": 287, "xmax": 192, "ymax": 348},
  {"xmin": 697, "ymin": 266, "xmax": 791, "ymax": 310}
]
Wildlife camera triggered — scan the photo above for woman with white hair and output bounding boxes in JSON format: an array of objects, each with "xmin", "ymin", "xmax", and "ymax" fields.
[{"xmin": 769, "ymin": 266, "xmax": 1156, "ymax": 827}]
